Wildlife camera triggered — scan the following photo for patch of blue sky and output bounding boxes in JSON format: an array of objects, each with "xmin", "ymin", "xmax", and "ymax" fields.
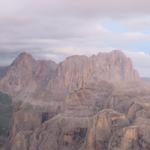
[
  {"xmin": 124, "ymin": 42, "xmax": 150, "ymax": 53},
  {"xmin": 101, "ymin": 19, "xmax": 129, "ymax": 33}
]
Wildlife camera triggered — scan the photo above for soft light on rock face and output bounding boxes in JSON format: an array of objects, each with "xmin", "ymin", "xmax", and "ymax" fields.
[
  {"xmin": 1, "ymin": 50, "xmax": 150, "ymax": 150},
  {"xmin": 0, "ymin": 50, "xmax": 140, "ymax": 101},
  {"xmin": 55, "ymin": 50, "xmax": 139, "ymax": 93},
  {"xmin": 122, "ymin": 126, "xmax": 139, "ymax": 150}
]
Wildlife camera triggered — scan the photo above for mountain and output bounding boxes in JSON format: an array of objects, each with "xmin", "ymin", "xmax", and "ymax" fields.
[
  {"xmin": 0, "ymin": 50, "xmax": 139, "ymax": 102},
  {"xmin": 1, "ymin": 50, "xmax": 150, "ymax": 150},
  {"xmin": 52, "ymin": 50, "xmax": 139, "ymax": 92},
  {"xmin": 0, "ymin": 52, "xmax": 58, "ymax": 99}
]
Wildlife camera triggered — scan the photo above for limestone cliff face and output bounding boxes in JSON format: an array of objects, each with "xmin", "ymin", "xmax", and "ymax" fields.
[
  {"xmin": 0, "ymin": 53, "xmax": 37, "ymax": 95},
  {"xmin": 53, "ymin": 50, "xmax": 139, "ymax": 92},
  {"xmin": 0, "ymin": 50, "xmax": 147, "ymax": 150},
  {"xmin": 36, "ymin": 50, "xmax": 141, "ymax": 102},
  {"xmin": 0, "ymin": 52, "xmax": 58, "ymax": 99},
  {"xmin": 10, "ymin": 104, "xmax": 150, "ymax": 150},
  {"xmin": 0, "ymin": 50, "xmax": 139, "ymax": 97},
  {"xmin": 7, "ymin": 80, "xmax": 150, "ymax": 150}
]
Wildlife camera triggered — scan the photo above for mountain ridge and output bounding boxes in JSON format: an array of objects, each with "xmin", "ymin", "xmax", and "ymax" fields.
[
  {"xmin": 0, "ymin": 50, "xmax": 140, "ymax": 102},
  {"xmin": 1, "ymin": 50, "xmax": 150, "ymax": 150}
]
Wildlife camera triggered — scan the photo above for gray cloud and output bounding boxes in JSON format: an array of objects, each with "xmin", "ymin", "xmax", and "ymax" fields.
[
  {"xmin": 0, "ymin": 0, "xmax": 150, "ymax": 77},
  {"xmin": 120, "ymin": 16, "xmax": 150, "ymax": 31}
]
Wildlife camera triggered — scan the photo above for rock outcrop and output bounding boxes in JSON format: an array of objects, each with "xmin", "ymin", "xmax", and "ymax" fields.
[
  {"xmin": 45, "ymin": 50, "xmax": 139, "ymax": 102},
  {"xmin": 1, "ymin": 50, "xmax": 150, "ymax": 150},
  {"xmin": 7, "ymin": 80, "xmax": 150, "ymax": 150},
  {"xmin": 0, "ymin": 52, "xmax": 58, "ymax": 100},
  {"xmin": 0, "ymin": 50, "xmax": 140, "ymax": 102}
]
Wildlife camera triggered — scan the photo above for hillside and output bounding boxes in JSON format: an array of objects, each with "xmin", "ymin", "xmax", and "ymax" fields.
[{"xmin": 1, "ymin": 50, "xmax": 150, "ymax": 150}]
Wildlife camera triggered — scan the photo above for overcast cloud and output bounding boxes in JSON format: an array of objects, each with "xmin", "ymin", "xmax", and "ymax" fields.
[{"xmin": 0, "ymin": 0, "xmax": 150, "ymax": 77}]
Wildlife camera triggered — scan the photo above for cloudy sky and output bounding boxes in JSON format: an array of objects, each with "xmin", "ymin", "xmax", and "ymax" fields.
[{"xmin": 0, "ymin": 0, "xmax": 150, "ymax": 77}]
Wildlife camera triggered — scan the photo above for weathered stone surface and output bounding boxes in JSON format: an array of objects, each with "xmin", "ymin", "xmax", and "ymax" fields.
[
  {"xmin": 0, "ymin": 50, "xmax": 140, "ymax": 102},
  {"xmin": 8, "ymin": 80, "xmax": 150, "ymax": 150},
  {"xmin": 0, "ymin": 52, "xmax": 57, "ymax": 100},
  {"xmin": 1, "ymin": 50, "xmax": 150, "ymax": 150}
]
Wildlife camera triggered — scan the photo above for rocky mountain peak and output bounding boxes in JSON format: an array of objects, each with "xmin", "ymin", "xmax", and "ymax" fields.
[
  {"xmin": 16, "ymin": 52, "xmax": 33, "ymax": 60},
  {"xmin": 1, "ymin": 50, "xmax": 149, "ymax": 150},
  {"xmin": 18, "ymin": 52, "xmax": 32, "ymax": 58},
  {"xmin": 0, "ymin": 50, "xmax": 140, "ymax": 100},
  {"xmin": 97, "ymin": 49, "xmax": 124, "ymax": 55},
  {"xmin": 110, "ymin": 49, "xmax": 125, "ymax": 55},
  {"xmin": 58, "ymin": 50, "xmax": 139, "ymax": 88},
  {"xmin": 11, "ymin": 52, "xmax": 35, "ymax": 67}
]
